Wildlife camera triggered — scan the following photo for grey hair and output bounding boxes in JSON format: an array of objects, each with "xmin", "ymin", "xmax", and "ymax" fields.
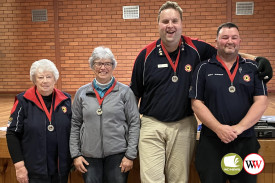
[
  {"xmin": 30, "ymin": 59, "xmax": 59, "ymax": 83},
  {"xmin": 88, "ymin": 46, "xmax": 117, "ymax": 69},
  {"xmin": 158, "ymin": 1, "xmax": 183, "ymax": 22}
]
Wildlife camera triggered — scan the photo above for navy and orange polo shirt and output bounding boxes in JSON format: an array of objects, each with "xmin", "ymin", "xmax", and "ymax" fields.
[
  {"xmin": 189, "ymin": 55, "xmax": 267, "ymax": 137},
  {"xmin": 130, "ymin": 35, "xmax": 216, "ymax": 122}
]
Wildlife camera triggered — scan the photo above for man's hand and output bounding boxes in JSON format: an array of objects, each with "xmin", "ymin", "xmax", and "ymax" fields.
[
  {"xmin": 73, "ymin": 156, "xmax": 89, "ymax": 173},
  {"xmin": 119, "ymin": 157, "xmax": 133, "ymax": 173},
  {"xmin": 231, "ymin": 124, "xmax": 245, "ymax": 136},
  {"xmin": 14, "ymin": 161, "xmax": 29, "ymax": 183},
  {"xmin": 256, "ymin": 57, "xmax": 273, "ymax": 83},
  {"xmin": 215, "ymin": 124, "xmax": 238, "ymax": 144}
]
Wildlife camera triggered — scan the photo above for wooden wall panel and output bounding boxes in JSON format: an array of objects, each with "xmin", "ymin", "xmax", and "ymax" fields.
[{"xmin": 0, "ymin": 159, "xmax": 17, "ymax": 183}]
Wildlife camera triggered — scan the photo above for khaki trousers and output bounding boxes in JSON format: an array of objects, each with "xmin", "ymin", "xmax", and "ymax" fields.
[{"xmin": 139, "ymin": 115, "xmax": 197, "ymax": 183}]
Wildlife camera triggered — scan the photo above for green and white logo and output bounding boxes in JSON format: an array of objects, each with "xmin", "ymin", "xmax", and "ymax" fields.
[{"xmin": 221, "ymin": 153, "xmax": 243, "ymax": 175}]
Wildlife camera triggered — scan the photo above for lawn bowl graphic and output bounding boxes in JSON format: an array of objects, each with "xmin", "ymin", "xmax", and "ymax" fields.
[{"xmin": 224, "ymin": 155, "xmax": 240, "ymax": 167}]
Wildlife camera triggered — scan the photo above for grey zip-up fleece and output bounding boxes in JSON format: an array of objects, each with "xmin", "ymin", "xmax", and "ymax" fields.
[{"xmin": 70, "ymin": 80, "xmax": 140, "ymax": 160}]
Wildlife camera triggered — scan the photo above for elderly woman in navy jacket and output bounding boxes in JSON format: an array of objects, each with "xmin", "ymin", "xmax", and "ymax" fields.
[
  {"xmin": 6, "ymin": 59, "xmax": 72, "ymax": 183},
  {"xmin": 70, "ymin": 46, "xmax": 140, "ymax": 183}
]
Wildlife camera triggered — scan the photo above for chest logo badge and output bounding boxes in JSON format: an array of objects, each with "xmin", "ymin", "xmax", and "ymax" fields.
[
  {"xmin": 243, "ymin": 75, "xmax": 251, "ymax": 82},
  {"xmin": 185, "ymin": 64, "xmax": 192, "ymax": 72},
  {"xmin": 62, "ymin": 106, "xmax": 67, "ymax": 113}
]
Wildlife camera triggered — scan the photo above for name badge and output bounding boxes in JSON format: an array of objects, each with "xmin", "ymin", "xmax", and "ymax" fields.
[{"xmin": 158, "ymin": 64, "xmax": 168, "ymax": 68}]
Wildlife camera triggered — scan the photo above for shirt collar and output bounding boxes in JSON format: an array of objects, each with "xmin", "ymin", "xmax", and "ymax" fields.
[
  {"xmin": 156, "ymin": 36, "xmax": 185, "ymax": 57},
  {"xmin": 209, "ymin": 54, "xmax": 245, "ymax": 65}
]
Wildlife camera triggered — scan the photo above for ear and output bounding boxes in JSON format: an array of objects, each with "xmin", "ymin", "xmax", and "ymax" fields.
[{"xmin": 215, "ymin": 39, "xmax": 218, "ymax": 48}]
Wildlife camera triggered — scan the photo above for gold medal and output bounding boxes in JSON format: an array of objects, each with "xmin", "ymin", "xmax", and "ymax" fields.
[
  {"xmin": 229, "ymin": 85, "xmax": 236, "ymax": 93},
  {"xmin": 48, "ymin": 124, "xmax": 54, "ymax": 131},
  {"xmin": 96, "ymin": 108, "xmax": 103, "ymax": 115},
  {"xmin": 172, "ymin": 75, "xmax": 178, "ymax": 82}
]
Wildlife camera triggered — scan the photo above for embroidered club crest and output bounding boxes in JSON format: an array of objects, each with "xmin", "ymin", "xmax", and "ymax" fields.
[
  {"xmin": 62, "ymin": 106, "xmax": 67, "ymax": 113},
  {"xmin": 185, "ymin": 64, "xmax": 192, "ymax": 72},
  {"xmin": 243, "ymin": 74, "xmax": 251, "ymax": 82}
]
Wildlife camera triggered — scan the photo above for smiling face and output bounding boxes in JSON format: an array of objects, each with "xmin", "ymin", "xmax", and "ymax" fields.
[
  {"xmin": 216, "ymin": 27, "xmax": 241, "ymax": 57},
  {"xmin": 35, "ymin": 71, "xmax": 56, "ymax": 96},
  {"xmin": 92, "ymin": 58, "xmax": 114, "ymax": 84},
  {"xmin": 158, "ymin": 8, "xmax": 182, "ymax": 51}
]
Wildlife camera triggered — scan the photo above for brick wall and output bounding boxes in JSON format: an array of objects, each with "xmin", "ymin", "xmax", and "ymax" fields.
[{"xmin": 0, "ymin": 0, "xmax": 274, "ymax": 94}]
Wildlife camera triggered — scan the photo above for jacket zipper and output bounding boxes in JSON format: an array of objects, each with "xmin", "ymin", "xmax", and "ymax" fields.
[
  {"xmin": 44, "ymin": 117, "xmax": 49, "ymax": 175},
  {"xmin": 100, "ymin": 104, "xmax": 105, "ymax": 157}
]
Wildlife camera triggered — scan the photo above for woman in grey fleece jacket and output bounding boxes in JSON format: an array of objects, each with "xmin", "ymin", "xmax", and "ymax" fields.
[{"xmin": 70, "ymin": 46, "xmax": 140, "ymax": 183}]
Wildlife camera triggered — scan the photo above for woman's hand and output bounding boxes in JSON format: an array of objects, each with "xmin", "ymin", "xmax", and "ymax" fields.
[
  {"xmin": 14, "ymin": 161, "xmax": 29, "ymax": 183},
  {"xmin": 73, "ymin": 156, "xmax": 89, "ymax": 173},
  {"xmin": 119, "ymin": 156, "xmax": 133, "ymax": 173}
]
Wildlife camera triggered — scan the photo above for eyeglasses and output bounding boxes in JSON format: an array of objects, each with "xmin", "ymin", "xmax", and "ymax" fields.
[
  {"xmin": 93, "ymin": 62, "xmax": 113, "ymax": 68},
  {"xmin": 36, "ymin": 75, "xmax": 54, "ymax": 81}
]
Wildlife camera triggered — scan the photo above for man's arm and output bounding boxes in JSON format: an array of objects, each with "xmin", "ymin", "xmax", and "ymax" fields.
[
  {"xmin": 239, "ymin": 52, "xmax": 257, "ymax": 60},
  {"xmin": 232, "ymin": 95, "xmax": 268, "ymax": 135},
  {"xmin": 240, "ymin": 53, "xmax": 273, "ymax": 83},
  {"xmin": 195, "ymin": 39, "xmax": 272, "ymax": 83},
  {"xmin": 191, "ymin": 99, "xmax": 237, "ymax": 143},
  {"xmin": 130, "ymin": 49, "xmax": 146, "ymax": 99}
]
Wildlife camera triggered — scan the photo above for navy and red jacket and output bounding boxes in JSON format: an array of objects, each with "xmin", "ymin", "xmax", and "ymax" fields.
[
  {"xmin": 6, "ymin": 86, "xmax": 72, "ymax": 177},
  {"xmin": 130, "ymin": 35, "xmax": 216, "ymax": 122}
]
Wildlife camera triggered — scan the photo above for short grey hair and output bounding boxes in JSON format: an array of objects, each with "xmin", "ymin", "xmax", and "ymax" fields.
[
  {"xmin": 88, "ymin": 46, "xmax": 117, "ymax": 69},
  {"xmin": 30, "ymin": 59, "xmax": 59, "ymax": 83},
  {"xmin": 158, "ymin": 1, "xmax": 183, "ymax": 22}
]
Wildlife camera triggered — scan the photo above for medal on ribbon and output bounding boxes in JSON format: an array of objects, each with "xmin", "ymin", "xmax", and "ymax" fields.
[
  {"xmin": 161, "ymin": 39, "xmax": 182, "ymax": 83},
  {"xmin": 92, "ymin": 79, "xmax": 117, "ymax": 116},
  {"xmin": 36, "ymin": 88, "xmax": 54, "ymax": 132},
  {"xmin": 216, "ymin": 55, "xmax": 239, "ymax": 94}
]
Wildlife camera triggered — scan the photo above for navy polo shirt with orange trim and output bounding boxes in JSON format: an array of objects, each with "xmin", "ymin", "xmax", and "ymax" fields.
[
  {"xmin": 189, "ymin": 55, "xmax": 267, "ymax": 137},
  {"xmin": 130, "ymin": 35, "xmax": 216, "ymax": 122}
]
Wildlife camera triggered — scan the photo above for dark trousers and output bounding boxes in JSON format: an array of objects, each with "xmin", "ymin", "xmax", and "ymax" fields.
[
  {"xmin": 195, "ymin": 134, "xmax": 260, "ymax": 183},
  {"xmin": 83, "ymin": 153, "xmax": 129, "ymax": 183},
  {"xmin": 29, "ymin": 173, "xmax": 69, "ymax": 183}
]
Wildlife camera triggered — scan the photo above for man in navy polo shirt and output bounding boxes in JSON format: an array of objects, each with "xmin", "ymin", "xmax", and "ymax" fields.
[
  {"xmin": 130, "ymin": 2, "xmax": 216, "ymax": 182},
  {"xmin": 189, "ymin": 22, "xmax": 268, "ymax": 183},
  {"xmin": 130, "ymin": 1, "xmax": 272, "ymax": 183}
]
